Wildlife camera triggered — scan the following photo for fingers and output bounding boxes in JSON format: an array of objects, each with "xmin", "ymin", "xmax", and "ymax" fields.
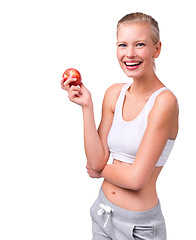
[
  {"xmin": 61, "ymin": 77, "xmax": 82, "ymax": 97},
  {"xmin": 68, "ymin": 85, "xmax": 83, "ymax": 102},
  {"xmin": 86, "ymin": 163, "xmax": 92, "ymax": 177},
  {"xmin": 61, "ymin": 77, "xmax": 77, "ymax": 91},
  {"xmin": 86, "ymin": 162, "xmax": 90, "ymax": 170},
  {"xmin": 61, "ymin": 77, "xmax": 92, "ymax": 106}
]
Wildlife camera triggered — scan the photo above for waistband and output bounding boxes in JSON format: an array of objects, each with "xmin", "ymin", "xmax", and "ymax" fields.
[{"xmin": 98, "ymin": 188, "xmax": 163, "ymax": 224}]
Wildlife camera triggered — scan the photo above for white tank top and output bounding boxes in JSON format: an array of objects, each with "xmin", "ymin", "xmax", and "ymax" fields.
[{"xmin": 107, "ymin": 82, "xmax": 175, "ymax": 167}]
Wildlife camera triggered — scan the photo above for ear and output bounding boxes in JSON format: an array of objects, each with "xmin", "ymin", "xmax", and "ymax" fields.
[{"xmin": 153, "ymin": 41, "xmax": 161, "ymax": 59}]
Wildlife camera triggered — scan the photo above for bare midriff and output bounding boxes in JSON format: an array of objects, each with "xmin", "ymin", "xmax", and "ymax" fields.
[{"xmin": 101, "ymin": 159, "xmax": 163, "ymax": 211}]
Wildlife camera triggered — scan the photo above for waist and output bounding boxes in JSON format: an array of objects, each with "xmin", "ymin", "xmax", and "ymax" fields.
[
  {"xmin": 98, "ymin": 186, "xmax": 162, "ymax": 223},
  {"xmin": 101, "ymin": 177, "xmax": 159, "ymax": 211}
]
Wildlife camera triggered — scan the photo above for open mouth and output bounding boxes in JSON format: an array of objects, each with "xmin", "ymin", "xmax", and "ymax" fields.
[{"xmin": 124, "ymin": 61, "xmax": 142, "ymax": 67}]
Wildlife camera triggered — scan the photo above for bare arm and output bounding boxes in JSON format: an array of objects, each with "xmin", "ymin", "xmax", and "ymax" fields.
[
  {"xmin": 82, "ymin": 84, "xmax": 124, "ymax": 171},
  {"xmin": 82, "ymin": 101, "xmax": 109, "ymax": 171},
  {"xmin": 61, "ymin": 78, "xmax": 122, "ymax": 171},
  {"xmin": 99, "ymin": 91, "xmax": 179, "ymax": 190}
]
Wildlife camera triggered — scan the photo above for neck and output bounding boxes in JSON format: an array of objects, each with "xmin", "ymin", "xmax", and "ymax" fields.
[{"xmin": 131, "ymin": 70, "xmax": 162, "ymax": 95}]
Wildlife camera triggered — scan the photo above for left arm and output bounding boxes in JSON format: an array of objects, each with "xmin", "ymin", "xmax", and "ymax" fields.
[{"xmin": 88, "ymin": 91, "xmax": 179, "ymax": 190}]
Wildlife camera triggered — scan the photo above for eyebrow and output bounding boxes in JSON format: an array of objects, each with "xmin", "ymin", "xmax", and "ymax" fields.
[
  {"xmin": 135, "ymin": 40, "xmax": 147, "ymax": 43},
  {"xmin": 117, "ymin": 41, "xmax": 125, "ymax": 44},
  {"xmin": 117, "ymin": 40, "xmax": 147, "ymax": 44}
]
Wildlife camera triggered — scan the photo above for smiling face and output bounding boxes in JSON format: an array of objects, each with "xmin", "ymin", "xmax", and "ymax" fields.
[{"xmin": 116, "ymin": 23, "xmax": 161, "ymax": 80}]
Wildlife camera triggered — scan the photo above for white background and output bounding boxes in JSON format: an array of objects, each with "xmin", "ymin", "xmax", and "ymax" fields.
[{"xmin": 0, "ymin": 0, "xmax": 195, "ymax": 239}]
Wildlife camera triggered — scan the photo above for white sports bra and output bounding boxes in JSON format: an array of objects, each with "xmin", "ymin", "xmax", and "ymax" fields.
[{"xmin": 107, "ymin": 82, "xmax": 175, "ymax": 167}]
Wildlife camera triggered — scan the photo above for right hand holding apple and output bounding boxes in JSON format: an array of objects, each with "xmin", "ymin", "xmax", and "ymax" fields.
[{"xmin": 61, "ymin": 69, "xmax": 92, "ymax": 108}]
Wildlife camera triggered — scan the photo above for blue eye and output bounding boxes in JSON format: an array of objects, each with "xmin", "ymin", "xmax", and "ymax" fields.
[
  {"xmin": 118, "ymin": 44, "xmax": 127, "ymax": 47},
  {"xmin": 136, "ymin": 43, "xmax": 145, "ymax": 47}
]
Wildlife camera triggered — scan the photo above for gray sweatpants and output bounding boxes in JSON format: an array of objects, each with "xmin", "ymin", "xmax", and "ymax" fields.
[{"xmin": 90, "ymin": 188, "xmax": 166, "ymax": 240}]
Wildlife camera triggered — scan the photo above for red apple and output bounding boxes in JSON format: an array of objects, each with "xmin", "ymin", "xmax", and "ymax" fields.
[{"xmin": 62, "ymin": 68, "xmax": 82, "ymax": 86}]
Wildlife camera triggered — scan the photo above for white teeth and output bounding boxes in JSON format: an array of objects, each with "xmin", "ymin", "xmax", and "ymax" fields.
[{"xmin": 125, "ymin": 62, "xmax": 141, "ymax": 66}]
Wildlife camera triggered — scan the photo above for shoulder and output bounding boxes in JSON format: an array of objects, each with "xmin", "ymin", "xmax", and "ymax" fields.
[
  {"xmin": 155, "ymin": 89, "xmax": 179, "ymax": 113},
  {"xmin": 103, "ymin": 83, "xmax": 126, "ymax": 112},
  {"xmin": 150, "ymin": 89, "xmax": 179, "ymax": 125},
  {"xmin": 105, "ymin": 83, "xmax": 126, "ymax": 96}
]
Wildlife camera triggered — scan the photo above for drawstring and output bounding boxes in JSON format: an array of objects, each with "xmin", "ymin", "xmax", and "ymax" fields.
[{"xmin": 97, "ymin": 203, "xmax": 113, "ymax": 228}]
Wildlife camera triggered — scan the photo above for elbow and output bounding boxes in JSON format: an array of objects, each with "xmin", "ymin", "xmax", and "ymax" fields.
[
  {"xmin": 128, "ymin": 181, "xmax": 143, "ymax": 191},
  {"xmin": 130, "ymin": 182, "xmax": 144, "ymax": 191},
  {"xmin": 127, "ymin": 173, "xmax": 147, "ymax": 191},
  {"xmin": 88, "ymin": 161, "xmax": 107, "ymax": 172},
  {"xmin": 87, "ymin": 152, "xmax": 109, "ymax": 172},
  {"xmin": 91, "ymin": 165, "xmax": 104, "ymax": 172}
]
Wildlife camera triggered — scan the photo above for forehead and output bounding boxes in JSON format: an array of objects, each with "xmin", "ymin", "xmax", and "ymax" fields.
[{"xmin": 117, "ymin": 23, "xmax": 152, "ymax": 42}]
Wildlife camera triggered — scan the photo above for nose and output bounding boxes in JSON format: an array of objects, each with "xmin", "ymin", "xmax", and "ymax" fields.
[{"xmin": 126, "ymin": 46, "xmax": 136, "ymax": 58}]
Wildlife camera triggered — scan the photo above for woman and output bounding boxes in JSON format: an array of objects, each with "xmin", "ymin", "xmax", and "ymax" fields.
[{"xmin": 61, "ymin": 12, "xmax": 179, "ymax": 240}]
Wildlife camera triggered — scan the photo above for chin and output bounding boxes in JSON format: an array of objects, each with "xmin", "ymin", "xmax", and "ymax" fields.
[
  {"xmin": 121, "ymin": 63, "xmax": 152, "ymax": 80},
  {"xmin": 123, "ymin": 68, "xmax": 144, "ymax": 79}
]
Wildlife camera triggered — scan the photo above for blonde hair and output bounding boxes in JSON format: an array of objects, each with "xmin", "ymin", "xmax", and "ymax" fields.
[{"xmin": 117, "ymin": 12, "xmax": 160, "ymax": 45}]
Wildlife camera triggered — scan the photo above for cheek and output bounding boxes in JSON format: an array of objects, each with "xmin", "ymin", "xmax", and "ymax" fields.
[
  {"xmin": 142, "ymin": 49, "xmax": 154, "ymax": 65},
  {"xmin": 116, "ymin": 49, "xmax": 122, "ymax": 61},
  {"xmin": 116, "ymin": 50, "xmax": 124, "ymax": 67}
]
